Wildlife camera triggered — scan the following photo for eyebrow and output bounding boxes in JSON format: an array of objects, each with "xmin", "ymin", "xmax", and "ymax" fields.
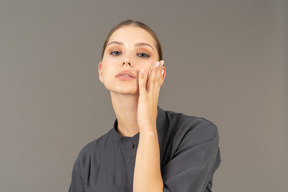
[
  {"xmin": 135, "ymin": 42, "xmax": 154, "ymax": 50},
  {"xmin": 107, "ymin": 41, "xmax": 123, "ymax": 46},
  {"xmin": 107, "ymin": 41, "xmax": 154, "ymax": 50}
]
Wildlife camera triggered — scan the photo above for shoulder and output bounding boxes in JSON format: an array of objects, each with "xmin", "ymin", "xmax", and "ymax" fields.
[
  {"xmin": 165, "ymin": 109, "xmax": 217, "ymax": 133},
  {"xmin": 160, "ymin": 108, "xmax": 221, "ymax": 190},
  {"xmin": 161, "ymin": 108, "xmax": 219, "ymax": 148}
]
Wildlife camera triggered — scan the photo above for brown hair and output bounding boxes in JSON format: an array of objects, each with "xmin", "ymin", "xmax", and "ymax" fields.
[{"xmin": 101, "ymin": 20, "xmax": 163, "ymax": 60}]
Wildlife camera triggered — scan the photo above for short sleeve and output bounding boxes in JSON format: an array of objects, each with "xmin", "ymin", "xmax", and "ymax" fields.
[
  {"xmin": 161, "ymin": 124, "xmax": 221, "ymax": 192},
  {"xmin": 69, "ymin": 157, "xmax": 86, "ymax": 192}
]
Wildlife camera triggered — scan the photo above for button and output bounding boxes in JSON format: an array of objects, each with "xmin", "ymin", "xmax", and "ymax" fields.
[{"xmin": 132, "ymin": 143, "xmax": 136, "ymax": 149}]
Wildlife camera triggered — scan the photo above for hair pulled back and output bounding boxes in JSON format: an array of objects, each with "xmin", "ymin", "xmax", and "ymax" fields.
[{"xmin": 101, "ymin": 20, "xmax": 163, "ymax": 61}]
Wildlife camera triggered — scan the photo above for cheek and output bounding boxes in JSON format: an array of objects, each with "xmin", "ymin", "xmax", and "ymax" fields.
[
  {"xmin": 144, "ymin": 63, "xmax": 153, "ymax": 73},
  {"xmin": 134, "ymin": 56, "xmax": 157, "ymax": 69},
  {"xmin": 133, "ymin": 61, "xmax": 151, "ymax": 76},
  {"xmin": 101, "ymin": 63, "xmax": 115, "ymax": 79}
]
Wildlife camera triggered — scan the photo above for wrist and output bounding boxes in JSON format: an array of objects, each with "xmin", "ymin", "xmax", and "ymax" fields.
[
  {"xmin": 139, "ymin": 124, "xmax": 157, "ymax": 133},
  {"xmin": 139, "ymin": 128, "xmax": 158, "ymax": 142}
]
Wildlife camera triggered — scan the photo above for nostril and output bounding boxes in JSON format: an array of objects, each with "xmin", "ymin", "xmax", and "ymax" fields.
[{"xmin": 123, "ymin": 61, "xmax": 132, "ymax": 66}]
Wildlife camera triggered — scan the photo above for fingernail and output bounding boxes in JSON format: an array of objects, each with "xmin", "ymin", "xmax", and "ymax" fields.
[
  {"xmin": 141, "ymin": 69, "xmax": 144, "ymax": 74},
  {"xmin": 161, "ymin": 60, "xmax": 164, "ymax": 66},
  {"xmin": 162, "ymin": 69, "xmax": 164, "ymax": 75},
  {"xmin": 156, "ymin": 61, "xmax": 159, "ymax": 67}
]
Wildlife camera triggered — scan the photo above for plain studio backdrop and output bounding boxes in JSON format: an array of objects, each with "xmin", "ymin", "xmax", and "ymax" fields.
[{"xmin": 0, "ymin": 0, "xmax": 287, "ymax": 192}]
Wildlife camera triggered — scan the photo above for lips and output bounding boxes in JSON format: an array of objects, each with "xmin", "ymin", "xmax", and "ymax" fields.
[{"xmin": 115, "ymin": 70, "xmax": 136, "ymax": 78}]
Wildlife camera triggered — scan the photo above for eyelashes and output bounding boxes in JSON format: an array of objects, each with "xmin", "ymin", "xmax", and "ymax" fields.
[
  {"xmin": 110, "ymin": 51, "xmax": 122, "ymax": 56},
  {"xmin": 109, "ymin": 51, "xmax": 150, "ymax": 58},
  {"xmin": 137, "ymin": 53, "xmax": 150, "ymax": 58}
]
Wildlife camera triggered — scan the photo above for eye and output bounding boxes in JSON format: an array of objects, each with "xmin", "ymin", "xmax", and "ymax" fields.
[
  {"xmin": 110, "ymin": 51, "xmax": 122, "ymax": 56},
  {"xmin": 137, "ymin": 53, "xmax": 150, "ymax": 58}
]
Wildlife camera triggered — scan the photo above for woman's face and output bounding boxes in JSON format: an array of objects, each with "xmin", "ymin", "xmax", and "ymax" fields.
[{"xmin": 99, "ymin": 26, "xmax": 165, "ymax": 95}]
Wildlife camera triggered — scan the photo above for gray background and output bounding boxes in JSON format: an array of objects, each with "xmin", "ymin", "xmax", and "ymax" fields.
[{"xmin": 0, "ymin": 0, "xmax": 287, "ymax": 192}]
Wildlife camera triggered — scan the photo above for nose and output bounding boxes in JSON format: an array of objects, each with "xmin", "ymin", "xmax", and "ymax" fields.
[
  {"xmin": 122, "ymin": 61, "xmax": 131, "ymax": 66},
  {"xmin": 122, "ymin": 55, "xmax": 132, "ymax": 66}
]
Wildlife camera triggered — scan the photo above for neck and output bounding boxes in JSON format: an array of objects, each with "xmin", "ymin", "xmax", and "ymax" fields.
[{"xmin": 110, "ymin": 92, "xmax": 139, "ymax": 137}]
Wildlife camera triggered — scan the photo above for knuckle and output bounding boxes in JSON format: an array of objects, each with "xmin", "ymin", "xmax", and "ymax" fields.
[{"xmin": 150, "ymin": 74, "xmax": 156, "ymax": 82}]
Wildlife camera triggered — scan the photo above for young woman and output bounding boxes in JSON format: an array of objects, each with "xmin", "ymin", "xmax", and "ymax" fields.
[{"xmin": 69, "ymin": 20, "xmax": 221, "ymax": 192}]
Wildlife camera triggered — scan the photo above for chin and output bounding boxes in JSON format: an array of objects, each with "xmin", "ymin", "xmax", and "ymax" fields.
[
  {"xmin": 108, "ymin": 87, "xmax": 139, "ymax": 95},
  {"xmin": 104, "ymin": 81, "xmax": 140, "ymax": 95},
  {"xmin": 117, "ymin": 89, "xmax": 139, "ymax": 95}
]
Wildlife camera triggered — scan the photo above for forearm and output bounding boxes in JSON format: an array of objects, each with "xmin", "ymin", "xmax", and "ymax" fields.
[
  {"xmin": 133, "ymin": 126, "xmax": 163, "ymax": 192},
  {"xmin": 133, "ymin": 60, "xmax": 165, "ymax": 191}
]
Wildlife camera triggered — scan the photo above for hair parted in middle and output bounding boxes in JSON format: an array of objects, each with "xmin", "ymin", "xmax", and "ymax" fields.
[{"xmin": 101, "ymin": 20, "xmax": 163, "ymax": 61}]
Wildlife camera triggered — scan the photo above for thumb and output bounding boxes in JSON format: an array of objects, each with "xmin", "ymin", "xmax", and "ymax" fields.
[{"xmin": 138, "ymin": 68, "xmax": 147, "ymax": 96}]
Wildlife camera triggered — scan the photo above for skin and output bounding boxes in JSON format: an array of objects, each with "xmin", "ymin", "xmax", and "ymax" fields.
[{"xmin": 98, "ymin": 26, "xmax": 166, "ymax": 191}]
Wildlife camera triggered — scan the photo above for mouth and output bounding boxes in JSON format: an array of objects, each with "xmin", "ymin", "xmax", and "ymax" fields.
[
  {"xmin": 116, "ymin": 70, "xmax": 136, "ymax": 78},
  {"xmin": 116, "ymin": 70, "xmax": 136, "ymax": 80},
  {"xmin": 118, "ymin": 74, "xmax": 134, "ymax": 77}
]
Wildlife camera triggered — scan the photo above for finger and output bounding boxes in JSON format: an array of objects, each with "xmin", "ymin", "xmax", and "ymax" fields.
[
  {"xmin": 157, "ymin": 60, "xmax": 164, "ymax": 82},
  {"xmin": 153, "ymin": 60, "xmax": 164, "ymax": 95},
  {"xmin": 138, "ymin": 68, "xmax": 147, "ymax": 96},
  {"xmin": 147, "ymin": 62, "xmax": 154, "ymax": 78},
  {"xmin": 147, "ymin": 61, "xmax": 159, "ymax": 92},
  {"xmin": 150, "ymin": 60, "xmax": 164, "ymax": 91},
  {"xmin": 146, "ymin": 61, "xmax": 156, "ymax": 92}
]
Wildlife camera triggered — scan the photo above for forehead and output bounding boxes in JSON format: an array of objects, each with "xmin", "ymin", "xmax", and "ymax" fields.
[{"xmin": 107, "ymin": 26, "xmax": 157, "ymax": 48}]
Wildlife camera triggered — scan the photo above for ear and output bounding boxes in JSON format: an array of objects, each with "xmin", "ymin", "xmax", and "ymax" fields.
[
  {"xmin": 161, "ymin": 66, "xmax": 166, "ymax": 85},
  {"xmin": 98, "ymin": 61, "xmax": 103, "ymax": 83}
]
